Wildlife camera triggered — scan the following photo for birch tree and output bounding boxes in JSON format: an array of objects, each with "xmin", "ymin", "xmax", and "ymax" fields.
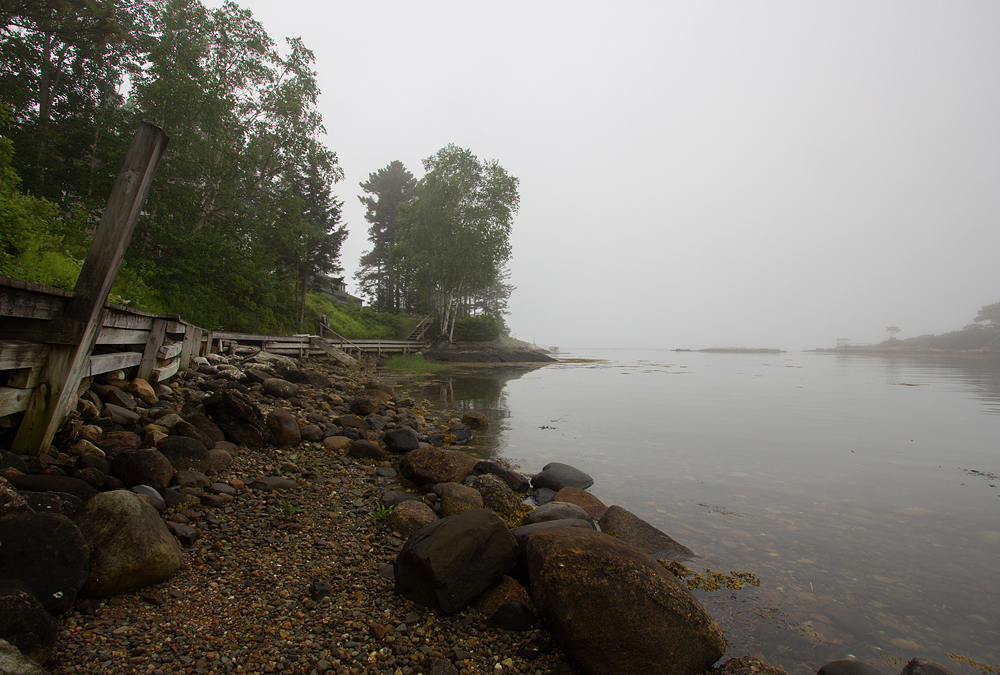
[{"xmin": 394, "ymin": 144, "xmax": 519, "ymax": 340}]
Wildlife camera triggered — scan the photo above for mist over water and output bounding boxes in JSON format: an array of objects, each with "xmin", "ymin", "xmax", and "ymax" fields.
[{"xmin": 402, "ymin": 351, "xmax": 1000, "ymax": 674}]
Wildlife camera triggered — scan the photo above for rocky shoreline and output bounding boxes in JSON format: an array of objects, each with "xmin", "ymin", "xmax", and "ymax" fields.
[{"xmin": 0, "ymin": 350, "xmax": 970, "ymax": 675}]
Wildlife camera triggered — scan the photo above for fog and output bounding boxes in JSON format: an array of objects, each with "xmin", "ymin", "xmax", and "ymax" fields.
[{"xmin": 213, "ymin": 1, "xmax": 1000, "ymax": 350}]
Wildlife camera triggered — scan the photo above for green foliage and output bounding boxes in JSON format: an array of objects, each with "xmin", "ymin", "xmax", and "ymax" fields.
[
  {"xmin": 305, "ymin": 293, "xmax": 401, "ymax": 339},
  {"xmin": 280, "ymin": 500, "xmax": 302, "ymax": 519},
  {"xmin": 971, "ymin": 301, "xmax": 1000, "ymax": 330},
  {"xmin": 368, "ymin": 503, "xmax": 394, "ymax": 521},
  {"xmin": 452, "ymin": 314, "xmax": 505, "ymax": 341},
  {"xmin": 383, "ymin": 354, "xmax": 449, "ymax": 374}
]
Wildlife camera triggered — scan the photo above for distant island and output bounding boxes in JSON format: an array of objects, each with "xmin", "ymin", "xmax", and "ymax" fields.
[
  {"xmin": 674, "ymin": 348, "xmax": 785, "ymax": 354},
  {"xmin": 812, "ymin": 301, "xmax": 1000, "ymax": 355}
]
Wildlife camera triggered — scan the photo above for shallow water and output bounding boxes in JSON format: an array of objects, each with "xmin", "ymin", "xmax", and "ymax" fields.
[{"xmin": 399, "ymin": 350, "xmax": 1000, "ymax": 675}]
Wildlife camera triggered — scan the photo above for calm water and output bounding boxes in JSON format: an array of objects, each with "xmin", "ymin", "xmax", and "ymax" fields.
[{"xmin": 398, "ymin": 350, "xmax": 1000, "ymax": 675}]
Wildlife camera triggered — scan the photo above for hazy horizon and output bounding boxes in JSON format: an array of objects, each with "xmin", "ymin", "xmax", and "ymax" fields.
[{"xmin": 204, "ymin": 1, "xmax": 1000, "ymax": 350}]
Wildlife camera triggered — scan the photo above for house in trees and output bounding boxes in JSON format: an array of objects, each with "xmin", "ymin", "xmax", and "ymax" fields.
[{"xmin": 314, "ymin": 276, "xmax": 364, "ymax": 307}]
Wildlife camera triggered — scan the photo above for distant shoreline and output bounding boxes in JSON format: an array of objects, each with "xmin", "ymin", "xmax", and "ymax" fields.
[
  {"xmin": 674, "ymin": 347, "xmax": 785, "ymax": 354},
  {"xmin": 808, "ymin": 347, "xmax": 1000, "ymax": 357}
]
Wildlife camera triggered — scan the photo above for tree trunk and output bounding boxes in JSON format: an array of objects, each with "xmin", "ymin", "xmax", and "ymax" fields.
[{"xmin": 298, "ymin": 270, "xmax": 309, "ymax": 331}]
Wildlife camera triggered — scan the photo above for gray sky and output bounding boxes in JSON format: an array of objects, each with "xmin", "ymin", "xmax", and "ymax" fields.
[{"xmin": 213, "ymin": 1, "xmax": 1000, "ymax": 349}]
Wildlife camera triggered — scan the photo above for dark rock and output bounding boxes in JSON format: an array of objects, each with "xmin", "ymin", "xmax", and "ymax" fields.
[
  {"xmin": 165, "ymin": 521, "xmax": 200, "ymax": 547},
  {"xmin": 17, "ymin": 491, "xmax": 82, "ymax": 518},
  {"xmin": 74, "ymin": 490, "xmax": 183, "ymax": 598},
  {"xmin": 424, "ymin": 658, "xmax": 459, "ymax": 675},
  {"xmin": 552, "ymin": 487, "xmax": 608, "ymax": 520},
  {"xmin": 156, "ymin": 435, "xmax": 211, "ymax": 474},
  {"xmin": 486, "ymin": 601, "xmax": 536, "ymax": 631},
  {"xmin": 170, "ymin": 420, "xmax": 216, "ymax": 449},
  {"xmin": 0, "ymin": 638, "xmax": 49, "ymax": 674},
  {"xmin": 130, "ymin": 485, "xmax": 166, "ymax": 512},
  {"xmin": 717, "ymin": 656, "xmax": 788, "ymax": 675},
  {"xmin": 349, "ymin": 396, "xmax": 381, "ymax": 416},
  {"xmin": 5, "ymin": 474, "xmax": 97, "ymax": 502},
  {"xmin": 0, "ymin": 513, "xmax": 89, "ymax": 615},
  {"xmin": 78, "ymin": 454, "xmax": 110, "ymax": 475},
  {"xmin": 203, "ymin": 389, "xmax": 269, "ymax": 447},
  {"xmin": 110, "ymin": 449, "xmax": 174, "ymax": 493},
  {"xmin": 380, "ymin": 491, "xmax": 424, "ymax": 507},
  {"xmin": 347, "ymin": 440, "xmax": 386, "ymax": 462},
  {"xmin": 474, "ymin": 460, "xmax": 530, "ymax": 493},
  {"xmin": 598, "ymin": 505, "xmax": 694, "ymax": 560},
  {"xmin": 336, "ymin": 415, "xmax": 370, "ymax": 431},
  {"xmin": 184, "ymin": 415, "xmax": 225, "ymax": 443},
  {"xmin": 95, "ymin": 431, "xmax": 142, "ymax": 456},
  {"xmin": 1, "ymin": 451, "xmax": 29, "ymax": 473},
  {"xmin": 172, "ymin": 469, "xmax": 210, "ymax": 489},
  {"xmin": 74, "ymin": 467, "xmax": 106, "ymax": 490},
  {"xmin": 439, "ymin": 482, "xmax": 484, "ymax": 517},
  {"xmin": 262, "ymin": 378, "xmax": 298, "ymax": 399},
  {"xmin": 251, "ymin": 476, "xmax": 299, "ymax": 491},
  {"xmin": 533, "ymin": 487, "xmax": 556, "ymax": 505},
  {"xmin": 267, "ymin": 408, "xmax": 302, "ymax": 447},
  {"xmin": 105, "ymin": 388, "xmax": 137, "ymax": 410},
  {"xmin": 471, "ymin": 474, "xmax": 524, "ymax": 517},
  {"xmin": 526, "ymin": 526, "xmax": 725, "ymax": 675},
  {"xmin": 386, "ymin": 501, "xmax": 438, "ymax": 539},
  {"xmin": 382, "ymin": 427, "xmax": 420, "ymax": 453},
  {"xmin": 394, "ymin": 509, "xmax": 518, "ymax": 615},
  {"xmin": 103, "ymin": 403, "xmax": 140, "ymax": 425},
  {"xmin": 531, "ymin": 462, "xmax": 593, "ymax": 491},
  {"xmin": 375, "ymin": 466, "xmax": 397, "ymax": 478},
  {"xmin": 461, "ymin": 410, "xmax": 489, "ymax": 428},
  {"xmin": 364, "ymin": 414, "xmax": 387, "ymax": 432},
  {"xmin": 445, "ymin": 424, "xmax": 472, "ymax": 444},
  {"xmin": 309, "ymin": 580, "xmax": 332, "ymax": 601},
  {"xmin": 0, "ymin": 477, "xmax": 32, "ymax": 519},
  {"xmin": 0, "ymin": 579, "xmax": 58, "ymax": 663},
  {"xmin": 300, "ymin": 424, "xmax": 323, "ymax": 442},
  {"xmin": 399, "ymin": 447, "xmax": 478, "ymax": 485},
  {"xmin": 522, "ymin": 501, "xmax": 591, "ymax": 526},
  {"xmin": 900, "ymin": 660, "xmax": 959, "ymax": 675}
]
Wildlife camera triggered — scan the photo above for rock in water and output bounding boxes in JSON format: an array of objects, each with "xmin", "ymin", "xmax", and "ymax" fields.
[
  {"xmin": 525, "ymin": 526, "xmax": 725, "ymax": 675},
  {"xmin": 530, "ymin": 462, "xmax": 594, "ymax": 491},
  {"xmin": 394, "ymin": 509, "xmax": 518, "ymax": 615},
  {"xmin": 900, "ymin": 660, "xmax": 959, "ymax": 675},
  {"xmin": 598, "ymin": 505, "xmax": 694, "ymax": 560},
  {"xmin": 74, "ymin": 490, "xmax": 182, "ymax": 598}
]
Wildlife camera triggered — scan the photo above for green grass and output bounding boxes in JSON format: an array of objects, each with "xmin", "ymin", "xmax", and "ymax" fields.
[{"xmin": 383, "ymin": 353, "xmax": 449, "ymax": 373}]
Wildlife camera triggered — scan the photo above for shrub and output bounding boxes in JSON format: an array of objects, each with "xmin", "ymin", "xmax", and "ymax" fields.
[{"xmin": 452, "ymin": 314, "xmax": 504, "ymax": 341}]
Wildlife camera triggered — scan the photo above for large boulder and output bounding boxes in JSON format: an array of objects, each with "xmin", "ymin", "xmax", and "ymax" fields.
[
  {"xmin": 110, "ymin": 448, "xmax": 174, "ymax": 493},
  {"xmin": 347, "ymin": 440, "xmax": 386, "ymax": 462},
  {"xmin": 394, "ymin": 509, "xmax": 518, "ymax": 615},
  {"xmin": 471, "ymin": 474, "xmax": 524, "ymax": 520},
  {"xmin": 73, "ymin": 490, "xmax": 182, "ymax": 598},
  {"xmin": 0, "ymin": 513, "xmax": 89, "ymax": 615},
  {"xmin": 262, "ymin": 378, "xmax": 298, "ymax": 399},
  {"xmin": 526, "ymin": 526, "xmax": 725, "ymax": 675},
  {"xmin": 522, "ymin": 501, "xmax": 591, "ymax": 526},
  {"xmin": 445, "ymin": 424, "xmax": 472, "ymax": 445},
  {"xmin": 531, "ymin": 462, "xmax": 594, "ymax": 491},
  {"xmin": 399, "ymin": 447, "xmax": 478, "ymax": 485},
  {"xmin": 169, "ymin": 420, "xmax": 215, "ymax": 449},
  {"xmin": 349, "ymin": 396, "xmax": 381, "ymax": 416},
  {"xmin": 0, "ymin": 580, "xmax": 58, "ymax": 664},
  {"xmin": 267, "ymin": 409, "xmax": 301, "ymax": 447},
  {"xmin": 203, "ymin": 389, "xmax": 269, "ymax": 447},
  {"xmin": 598, "ymin": 505, "xmax": 694, "ymax": 560},
  {"xmin": 553, "ymin": 486, "xmax": 609, "ymax": 520},
  {"xmin": 156, "ymin": 435, "xmax": 210, "ymax": 474}
]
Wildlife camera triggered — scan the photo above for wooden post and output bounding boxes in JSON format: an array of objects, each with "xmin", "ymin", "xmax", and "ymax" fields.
[
  {"xmin": 138, "ymin": 318, "xmax": 167, "ymax": 381},
  {"xmin": 13, "ymin": 123, "xmax": 168, "ymax": 454}
]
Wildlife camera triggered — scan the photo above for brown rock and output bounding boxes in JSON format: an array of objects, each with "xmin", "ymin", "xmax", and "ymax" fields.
[
  {"xmin": 386, "ymin": 501, "xmax": 438, "ymax": 538},
  {"xmin": 267, "ymin": 409, "xmax": 301, "ymax": 447},
  {"xmin": 553, "ymin": 486, "xmax": 609, "ymax": 520},
  {"xmin": 399, "ymin": 447, "xmax": 478, "ymax": 485},
  {"xmin": 439, "ymin": 482, "xmax": 484, "ymax": 517},
  {"xmin": 474, "ymin": 575, "xmax": 534, "ymax": 615},
  {"xmin": 322, "ymin": 436, "xmax": 351, "ymax": 452},
  {"xmin": 461, "ymin": 410, "xmax": 489, "ymax": 428},
  {"xmin": 127, "ymin": 378, "xmax": 157, "ymax": 406}
]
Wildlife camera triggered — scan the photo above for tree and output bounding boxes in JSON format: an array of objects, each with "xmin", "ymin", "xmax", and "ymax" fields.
[
  {"xmin": 355, "ymin": 160, "xmax": 416, "ymax": 312},
  {"xmin": 971, "ymin": 302, "xmax": 1000, "ymax": 330},
  {"xmin": 886, "ymin": 326, "xmax": 901, "ymax": 339},
  {"xmin": 393, "ymin": 144, "xmax": 519, "ymax": 340}
]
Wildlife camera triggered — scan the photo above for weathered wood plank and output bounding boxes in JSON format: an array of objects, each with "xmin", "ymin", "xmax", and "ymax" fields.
[
  {"xmin": 102, "ymin": 310, "xmax": 155, "ymax": 331},
  {"xmin": 13, "ymin": 123, "xmax": 168, "ymax": 454},
  {"xmin": 309, "ymin": 337, "xmax": 360, "ymax": 368},
  {"xmin": 152, "ymin": 358, "xmax": 180, "ymax": 383},
  {"xmin": 0, "ymin": 341, "xmax": 47, "ymax": 370},
  {"xmin": 138, "ymin": 318, "xmax": 167, "ymax": 381},
  {"xmin": 88, "ymin": 351, "xmax": 142, "ymax": 376},
  {"xmin": 0, "ymin": 276, "xmax": 71, "ymax": 320},
  {"xmin": 0, "ymin": 386, "xmax": 32, "ymax": 416},
  {"xmin": 96, "ymin": 327, "xmax": 150, "ymax": 345},
  {"xmin": 158, "ymin": 341, "xmax": 182, "ymax": 359}
]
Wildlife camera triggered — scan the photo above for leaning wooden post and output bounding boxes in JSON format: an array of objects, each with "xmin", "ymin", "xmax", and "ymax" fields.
[{"xmin": 13, "ymin": 123, "xmax": 168, "ymax": 454}]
